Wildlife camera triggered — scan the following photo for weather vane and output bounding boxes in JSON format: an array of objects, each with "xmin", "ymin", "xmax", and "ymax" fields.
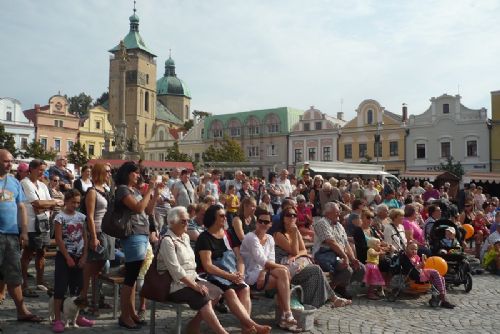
[{"xmin": 133, "ymin": 0, "xmax": 136, "ymax": 14}]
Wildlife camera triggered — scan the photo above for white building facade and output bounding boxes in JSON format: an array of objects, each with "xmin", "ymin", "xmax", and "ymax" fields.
[
  {"xmin": 288, "ymin": 106, "xmax": 346, "ymax": 172},
  {"xmin": 406, "ymin": 94, "xmax": 490, "ymax": 173},
  {"xmin": 0, "ymin": 97, "xmax": 35, "ymax": 153}
]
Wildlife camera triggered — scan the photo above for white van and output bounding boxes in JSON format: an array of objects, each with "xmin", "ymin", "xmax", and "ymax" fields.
[{"xmin": 295, "ymin": 161, "xmax": 400, "ymax": 190}]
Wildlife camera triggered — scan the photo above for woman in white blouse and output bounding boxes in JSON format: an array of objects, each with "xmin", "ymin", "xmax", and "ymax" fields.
[
  {"xmin": 157, "ymin": 207, "xmax": 228, "ymax": 334},
  {"xmin": 240, "ymin": 207, "xmax": 301, "ymax": 332}
]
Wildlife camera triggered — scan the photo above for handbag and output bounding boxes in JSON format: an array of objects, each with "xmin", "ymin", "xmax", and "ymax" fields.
[
  {"xmin": 206, "ymin": 234, "xmax": 240, "ymax": 287},
  {"xmin": 281, "ymin": 255, "xmax": 313, "ymax": 277},
  {"xmin": 35, "ymin": 212, "xmax": 50, "ymax": 233},
  {"xmin": 140, "ymin": 236, "xmax": 174, "ymax": 302},
  {"xmin": 101, "ymin": 192, "xmax": 132, "ymax": 239}
]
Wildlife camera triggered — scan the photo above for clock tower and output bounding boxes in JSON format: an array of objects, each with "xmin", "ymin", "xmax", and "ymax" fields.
[{"xmin": 108, "ymin": 8, "xmax": 157, "ymax": 152}]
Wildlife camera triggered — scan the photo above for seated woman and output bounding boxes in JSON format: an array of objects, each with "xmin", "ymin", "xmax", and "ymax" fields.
[
  {"xmin": 157, "ymin": 207, "xmax": 228, "ymax": 334},
  {"xmin": 196, "ymin": 205, "xmax": 271, "ymax": 334},
  {"xmin": 240, "ymin": 208, "xmax": 301, "ymax": 332},
  {"xmin": 227, "ymin": 197, "xmax": 257, "ymax": 248},
  {"xmin": 402, "ymin": 204, "xmax": 430, "ymax": 257},
  {"xmin": 270, "ymin": 207, "xmax": 351, "ymax": 308},
  {"xmin": 295, "ymin": 195, "xmax": 314, "ymax": 241}
]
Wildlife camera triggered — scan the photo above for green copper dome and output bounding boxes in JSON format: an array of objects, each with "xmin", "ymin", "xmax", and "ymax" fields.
[
  {"xmin": 109, "ymin": 12, "xmax": 156, "ymax": 56},
  {"xmin": 129, "ymin": 13, "xmax": 139, "ymax": 23},
  {"xmin": 156, "ymin": 56, "xmax": 191, "ymax": 98}
]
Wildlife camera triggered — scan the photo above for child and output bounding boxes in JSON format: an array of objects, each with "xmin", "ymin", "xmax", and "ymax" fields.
[
  {"xmin": 405, "ymin": 241, "xmax": 455, "ymax": 309},
  {"xmin": 225, "ymin": 184, "xmax": 239, "ymax": 224},
  {"xmin": 439, "ymin": 227, "xmax": 461, "ymax": 253},
  {"xmin": 363, "ymin": 238, "xmax": 386, "ymax": 300},
  {"xmin": 473, "ymin": 211, "xmax": 491, "ymax": 258},
  {"xmin": 482, "ymin": 240, "xmax": 500, "ymax": 275},
  {"xmin": 52, "ymin": 189, "xmax": 94, "ymax": 332}
]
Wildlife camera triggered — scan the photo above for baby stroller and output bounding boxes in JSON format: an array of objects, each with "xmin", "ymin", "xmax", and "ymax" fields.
[
  {"xmin": 428, "ymin": 219, "xmax": 473, "ymax": 293},
  {"xmin": 386, "ymin": 249, "xmax": 441, "ymax": 307}
]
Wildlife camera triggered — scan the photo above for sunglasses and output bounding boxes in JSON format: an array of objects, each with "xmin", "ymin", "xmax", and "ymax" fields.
[
  {"xmin": 465, "ymin": 204, "xmax": 472, "ymax": 207},
  {"xmin": 218, "ymin": 213, "xmax": 227, "ymax": 219},
  {"xmin": 258, "ymin": 219, "xmax": 272, "ymax": 225},
  {"xmin": 285, "ymin": 213, "xmax": 297, "ymax": 218}
]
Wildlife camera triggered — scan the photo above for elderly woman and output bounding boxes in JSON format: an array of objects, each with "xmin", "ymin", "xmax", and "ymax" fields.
[
  {"xmin": 196, "ymin": 205, "xmax": 271, "ymax": 334},
  {"xmin": 154, "ymin": 175, "xmax": 174, "ymax": 233},
  {"xmin": 384, "ymin": 209, "xmax": 407, "ymax": 251},
  {"xmin": 271, "ymin": 207, "xmax": 351, "ymax": 308},
  {"xmin": 240, "ymin": 208, "xmax": 301, "ymax": 332},
  {"xmin": 372, "ymin": 204, "xmax": 389, "ymax": 239},
  {"xmin": 158, "ymin": 207, "xmax": 228, "ymax": 334},
  {"xmin": 228, "ymin": 197, "xmax": 257, "ymax": 248}
]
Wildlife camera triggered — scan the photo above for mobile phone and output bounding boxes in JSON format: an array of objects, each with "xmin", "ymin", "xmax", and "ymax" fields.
[
  {"xmin": 95, "ymin": 244, "xmax": 105, "ymax": 254},
  {"xmin": 156, "ymin": 175, "xmax": 162, "ymax": 183}
]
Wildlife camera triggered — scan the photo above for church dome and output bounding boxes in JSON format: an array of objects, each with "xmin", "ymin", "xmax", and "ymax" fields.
[{"xmin": 156, "ymin": 56, "xmax": 191, "ymax": 98}]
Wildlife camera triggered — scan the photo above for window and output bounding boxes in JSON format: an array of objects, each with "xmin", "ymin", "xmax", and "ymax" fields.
[
  {"xmin": 268, "ymin": 123, "xmax": 280, "ymax": 133},
  {"xmin": 367, "ymin": 110, "xmax": 373, "ymax": 124},
  {"xmin": 315, "ymin": 122, "xmax": 322, "ymax": 130},
  {"xmin": 159, "ymin": 153, "xmax": 165, "ymax": 161},
  {"xmin": 213, "ymin": 129, "xmax": 223, "ymax": 138},
  {"xmin": 267, "ymin": 144, "xmax": 277, "ymax": 156},
  {"xmin": 248, "ymin": 125, "xmax": 260, "ymax": 135},
  {"xmin": 144, "ymin": 123, "xmax": 148, "ymax": 138},
  {"xmin": 6, "ymin": 111, "xmax": 12, "ymax": 121},
  {"xmin": 88, "ymin": 144, "xmax": 95, "ymax": 156},
  {"xmin": 201, "ymin": 128, "xmax": 205, "ymax": 137},
  {"xmin": 145, "ymin": 91, "xmax": 149, "ymax": 112},
  {"xmin": 467, "ymin": 140, "xmax": 477, "ymax": 157},
  {"xmin": 344, "ymin": 144, "xmax": 352, "ymax": 159},
  {"xmin": 441, "ymin": 142, "xmax": 451, "ymax": 158},
  {"xmin": 248, "ymin": 146, "xmax": 259, "ymax": 157},
  {"xmin": 159, "ymin": 130, "xmax": 164, "ymax": 141},
  {"xmin": 443, "ymin": 103, "xmax": 449, "ymax": 114},
  {"xmin": 230, "ymin": 127, "xmax": 241, "ymax": 137},
  {"xmin": 95, "ymin": 121, "xmax": 101, "ymax": 130},
  {"xmin": 323, "ymin": 147, "xmax": 331, "ymax": 161},
  {"xmin": 389, "ymin": 141, "xmax": 398, "ymax": 157},
  {"xmin": 308, "ymin": 148, "xmax": 316, "ymax": 161},
  {"xmin": 146, "ymin": 74, "xmax": 149, "ymax": 84},
  {"xmin": 294, "ymin": 149, "xmax": 303, "ymax": 163},
  {"xmin": 194, "ymin": 153, "xmax": 200, "ymax": 161},
  {"xmin": 374, "ymin": 142, "xmax": 382, "ymax": 158},
  {"xmin": 54, "ymin": 120, "xmax": 63, "ymax": 127},
  {"xmin": 67, "ymin": 140, "xmax": 74, "ymax": 151},
  {"xmin": 54, "ymin": 139, "xmax": 61, "ymax": 152},
  {"xmin": 303, "ymin": 123, "xmax": 310, "ymax": 131},
  {"xmin": 416, "ymin": 143, "xmax": 426, "ymax": 159},
  {"xmin": 40, "ymin": 138, "xmax": 47, "ymax": 150},
  {"xmin": 21, "ymin": 138, "xmax": 28, "ymax": 149},
  {"xmin": 359, "ymin": 143, "xmax": 367, "ymax": 158}
]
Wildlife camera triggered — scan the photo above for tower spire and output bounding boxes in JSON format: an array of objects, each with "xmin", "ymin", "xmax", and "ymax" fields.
[{"xmin": 133, "ymin": 0, "xmax": 137, "ymax": 14}]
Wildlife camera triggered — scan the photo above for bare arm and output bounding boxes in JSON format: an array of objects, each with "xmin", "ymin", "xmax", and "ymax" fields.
[
  {"xmin": 122, "ymin": 186, "xmax": 154, "ymax": 214},
  {"xmin": 199, "ymin": 250, "xmax": 239, "ymax": 283},
  {"xmin": 232, "ymin": 216, "xmax": 245, "ymax": 241}
]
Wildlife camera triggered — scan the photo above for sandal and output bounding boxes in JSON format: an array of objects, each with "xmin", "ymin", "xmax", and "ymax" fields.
[
  {"xmin": 22, "ymin": 288, "xmax": 39, "ymax": 298},
  {"xmin": 17, "ymin": 314, "xmax": 43, "ymax": 322},
  {"xmin": 279, "ymin": 317, "xmax": 303, "ymax": 333},
  {"xmin": 330, "ymin": 296, "xmax": 352, "ymax": 308}
]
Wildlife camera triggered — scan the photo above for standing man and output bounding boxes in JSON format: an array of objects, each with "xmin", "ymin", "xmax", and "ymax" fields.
[
  {"xmin": 167, "ymin": 168, "xmax": 180, "ymax": 191},
  {"xmin": 48, "ymin": 154, "xmax": 74, "ymax": 191},
  {"xmin": 277, "ymin": 169, "xmax": 292, "ymax": 199},
  {"xmin": 172, "ymin": 169, "xmax": 197, "ymax": 208},
  {"xmin": 0, "ymin": 149, "xmax": 43, "ymax": 322}
]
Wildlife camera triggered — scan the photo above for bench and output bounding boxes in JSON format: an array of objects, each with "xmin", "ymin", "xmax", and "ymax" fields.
[
  {"xmin": 97, "ymin": 274, "xmax": 124, "ymax": 319},
  {"xmin": 149, "ymin": 300, "xmax": 187, "ymax": 334}
]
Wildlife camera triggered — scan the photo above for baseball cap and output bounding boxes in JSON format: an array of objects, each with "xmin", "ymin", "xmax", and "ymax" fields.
[
  {"xmin": 17, "ymin": 162, "xmax": 29, "ymax": 172},
  {"xmin": 445, "ymin": 227, "xmax": 456, "ymax": 234}
]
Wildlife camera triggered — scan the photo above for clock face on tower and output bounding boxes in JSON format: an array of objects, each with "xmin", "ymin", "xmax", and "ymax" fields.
[{"xmin": 55, "ymin": 102, "xmax": 63, "ymax": 111}]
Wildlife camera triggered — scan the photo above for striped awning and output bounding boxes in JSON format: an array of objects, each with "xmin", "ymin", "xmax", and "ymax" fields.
[
  {"xmin": 463, "ymin": 172, "xmax": 500, "ymax": 184},
  {"xmin": 399, "ymin": 170, "xmax": 459, "ymax": 182}
]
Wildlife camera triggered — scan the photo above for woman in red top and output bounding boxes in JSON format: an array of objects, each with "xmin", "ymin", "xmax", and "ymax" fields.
[{"xmin": 295, "ymin": 195, "xmax": 314, "ymax": 240}]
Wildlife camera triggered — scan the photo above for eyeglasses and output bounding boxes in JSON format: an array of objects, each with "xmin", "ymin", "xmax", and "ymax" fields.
[
  {"xmin": 285, "ymin": 213, "xmax": 297, "ymax": 218},
  {"xmin": 52, "ymin": 179, "xmax": 60, "ymax": 182},
  {"xmin": 217, "ymin": 213, "xmax": 227, "ymax": 219},
  {"xmin": 258, "ymin": 219, "xmax": 272, "ymax": 225},
  {"xmin": 465, "ymin": 204, "xmax": 472, "ymax": 207},
  {"xmin": 365, "ymin": 216, "xmax": 374, "ymax": 220},
  {"xmin": 180, "ymin": 219, "xmax": 189, "ymax": 223},
  {"xmin": 106, "ymin": 170, "xmax": 112, "ymax": 173}
]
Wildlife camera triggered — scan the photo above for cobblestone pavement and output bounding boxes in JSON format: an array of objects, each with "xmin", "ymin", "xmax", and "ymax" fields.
[{"xmin": 1, "ymin": 262, "xmax": 498, "ymax": 334}]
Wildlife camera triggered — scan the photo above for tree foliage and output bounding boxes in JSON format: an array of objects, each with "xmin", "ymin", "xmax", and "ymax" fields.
[
  {"xmin": 165, "ymin": 142, "xmax": 192, "ymax": 162},
  {"xmin": 437, "ymin": 156, "xmax": 464, "ymax": 179},
  {"xmin": 67, "ymin": 141, "xmax": 89, "ymax": 167},
  {"xmin": 0, "ymin": 124, "xmax": 18, "ymax": 156},
  {"xmin": 22, "ymin": 140, "xmax": 57, "ymax": 161},
  {"xmin": 203, "ymin": 136, "xmax": 246, "ymax": 162},
  {"xmin": 360, "ymin": 154, "xmax": 374, "ymax": 164},
  {"xmin": 183, "ymin": 119, "xmax": 194, "ymax": 131},
  {"xmin": 94, "ymin": 92, "xmax": 109, "ymax": 107},
  {"xmin": 66, "ymin": 92, "xmax": 93, "ymax": 118},
  {"xmin": 192, "ymin": 110, "xmax": 211, "ymax": 121}
]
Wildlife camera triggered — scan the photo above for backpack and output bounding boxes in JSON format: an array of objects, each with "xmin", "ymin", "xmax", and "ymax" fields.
[{"xmin": 101, "ymin": 189, "xmax": 132, "ymax": 239}]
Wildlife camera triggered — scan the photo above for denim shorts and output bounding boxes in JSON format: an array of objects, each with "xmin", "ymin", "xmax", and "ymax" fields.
[{"xmin": 121, "ymin": 234, "xmax": 149, "ymax": 263}]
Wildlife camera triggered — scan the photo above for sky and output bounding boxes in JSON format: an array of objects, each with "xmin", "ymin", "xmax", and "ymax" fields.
[{"xmin": 1, "ymin": 0, "xmax": 499, "ymax": 120}]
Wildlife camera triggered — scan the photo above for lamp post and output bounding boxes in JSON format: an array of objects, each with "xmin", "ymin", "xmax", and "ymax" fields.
[{"xmin": 374, "ymin": 122, "xmax": 383, "ymax": 164}]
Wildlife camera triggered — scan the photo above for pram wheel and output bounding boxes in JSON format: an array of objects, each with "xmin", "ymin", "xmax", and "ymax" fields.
[
  {"xmin": 464, "ymin": 272, "xmax": 473, "ymax": 293},
  {"xmin": 387, "ymin": 288, "xmax": 399, "ymax": 302},
  {"xmin": 429, "ymin": 295, "xmax": 440, "ymax": 308}
]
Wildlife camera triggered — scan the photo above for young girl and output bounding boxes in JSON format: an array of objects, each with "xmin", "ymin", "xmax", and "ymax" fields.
[
  {"xmin": 225, "ymin": 184, "xmax": 239, "ymax": 224},
  {"xmin": 52, "ymin": 189, "xmax": 94, "ymax": 333},
  {"xmin": 405, "ymin": 241, "xmax": 455, "ymax": 309},
  {"xmin": 473, "ymin": 211, "xmax": 491, "ymax": 258},
  {"xmin": 363, "ymin": 238, "xmax": 386, "ymax": 300}
]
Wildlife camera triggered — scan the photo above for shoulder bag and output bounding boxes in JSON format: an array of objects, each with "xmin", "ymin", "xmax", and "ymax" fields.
[{"xmin": 140, "ymin": 236, "xmax": 174, "ymax": 302}]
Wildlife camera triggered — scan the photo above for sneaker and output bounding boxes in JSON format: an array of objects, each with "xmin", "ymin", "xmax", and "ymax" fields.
[
  {"xmin": 76, "ymin": 315, "xmax": 95, "ymax": 327},
  {"xmin": 440, "ymin": 300, "xmax": 455, "ymax": 309},
  {"xmin": 52, "ymin": 320, "xmax": 65, "ymax": 333}
]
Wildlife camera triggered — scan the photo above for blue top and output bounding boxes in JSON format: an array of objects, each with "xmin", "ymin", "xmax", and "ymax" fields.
[{"xmin": 0, "ymin": 175, "xmax": 25, "ymax": 234}]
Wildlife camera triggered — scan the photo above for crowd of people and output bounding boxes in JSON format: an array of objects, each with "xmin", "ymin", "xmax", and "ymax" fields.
[{"xmin": 1, "ymin": 149, "xmax": 499, "ymax": 333}]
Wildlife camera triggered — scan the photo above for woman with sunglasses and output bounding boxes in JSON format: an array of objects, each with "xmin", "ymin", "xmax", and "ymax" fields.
[
  {"xmin": 271, "ymin": 207, "xmax": 351, "ymax": 308},
  {"xmin": 240, "ymin": 207, "xmax": 301, "ymax": 332},
  {"xmin": 228, "ymin": 197, "xmax": 257, "ymax": 248},
  {"xmin": 196, "ymin": 205, "xmax": 271, "ymax": 334}
]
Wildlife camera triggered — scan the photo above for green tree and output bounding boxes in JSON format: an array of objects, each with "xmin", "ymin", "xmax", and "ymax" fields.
[
  {"xmin": 437, "ymin": 156, "xmax": 464, "ymax": 179},
  {"xmin": 23, "ymin": 140, "xmax": 57, "ymax": 161},
  {"xmin": 66, "ymin": 92, "xmax": 93, "ymax": 118},
  {"xmin": 94, "ymin": 92, "xmax": 109, "ymax": 107},
  {"xmin": 182, "ymin": 119, "xmax": 194, "ymax": 131},
  {"xmin": 192, "ymin": 110, "xmax": 212, "ymax": 121},
  {"xmin": 202, "ymin": 136, "xmax": 246, "ymax": 162},
  {"xmin": 67, "ymin": 141, "xmax": 89, "ymax": 168},
  {"xmin": 165, "ymin": 142, "xmax": 192, "ymax": 162},
  {"xmin": 0, "ymin": 124, "xmax": 17, "ymax": 156},
  {"xmin": 360, "ymin": 154, "xmax": 373, "ymax": 164}
]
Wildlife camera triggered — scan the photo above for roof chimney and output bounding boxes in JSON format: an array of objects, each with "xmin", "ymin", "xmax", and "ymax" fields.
[
  {"xmin": 337, "ymin": 112, "xmax": 344, "ymax": 120},
  {"xmin": 402, "ymin": 103, "xmax": 408, "ymax": 122}
]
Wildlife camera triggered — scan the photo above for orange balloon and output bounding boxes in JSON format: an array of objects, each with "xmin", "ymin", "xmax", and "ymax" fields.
[
  {"xmin": 463, "ymin": 224, "xmax": 474, "ymax": 240},
  {"xmin": 424, "ymin": 256, "xmax": 448, "ymax": 276}
]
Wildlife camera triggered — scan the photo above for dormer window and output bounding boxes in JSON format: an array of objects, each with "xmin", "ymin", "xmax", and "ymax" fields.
[
  {"xmin": 315, "ymin": 122, "xmax": 322, "ymax": 130},
  {"xmin": 303, "ymin": 123, "xmax": 310, "ymax": 131},
  {"xmin": 367, "ymin": 110, "xmax": 373, "ymax": 124},
  {"xmin": 443, "ymin": 104, "xmax": 449, "ymax": 114}
]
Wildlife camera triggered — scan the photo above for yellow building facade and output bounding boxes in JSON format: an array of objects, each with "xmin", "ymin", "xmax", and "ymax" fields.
[
  {"xmin": 79, "ymin": 105, "xmax": 114, "ymax": 159},
  {"xmin": 491, "ymin": 91, "xmax": 500, "ymax": 173},
  {"xmin": 338, "ymin": 99, "xmax": 406, "ymax": 175}
]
